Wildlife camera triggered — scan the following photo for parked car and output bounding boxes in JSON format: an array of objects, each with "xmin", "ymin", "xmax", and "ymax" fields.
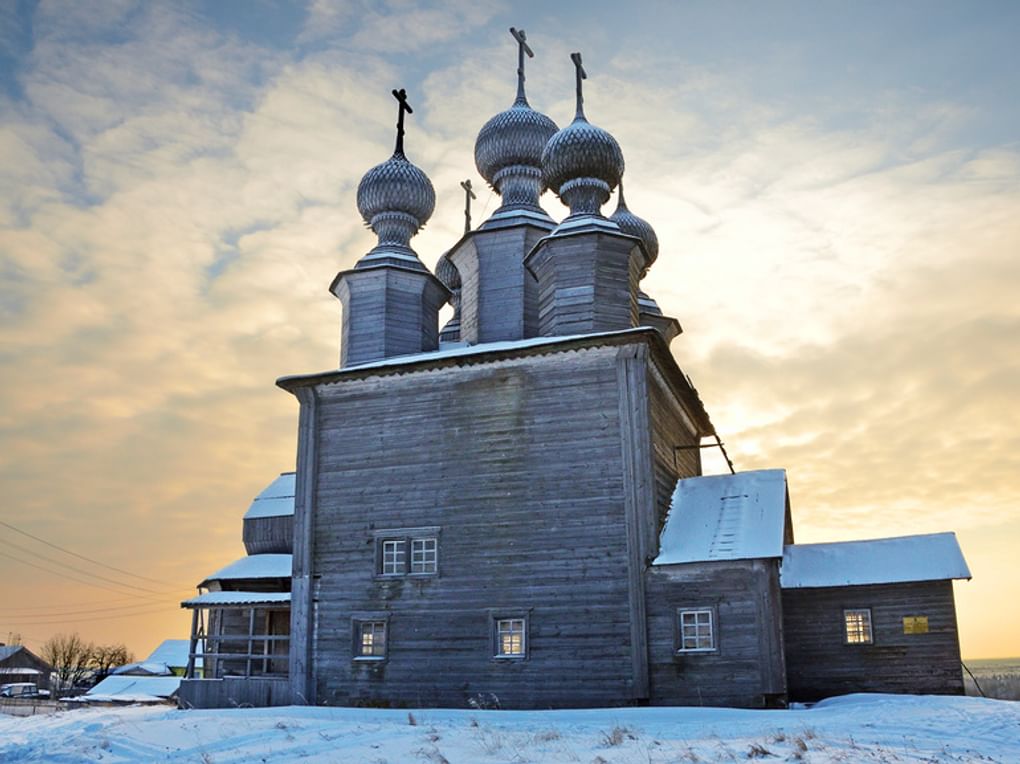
[{"xmin": 0, "ymin": 682, "xmax": 50, "ymax": 698}]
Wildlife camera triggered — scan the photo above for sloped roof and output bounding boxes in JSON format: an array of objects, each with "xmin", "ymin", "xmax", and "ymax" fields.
[
  {"xmin": 79, "ymin": 675, "xmax": 180, "ymax": 702},
  {"xmin": 112, "ymin": 661, "xmax": 172, "ymax": 676},
  {"xmin": 654, "ymin": 469, "xmax": 789, "ymax": 565},
  {"xmin": 182, "ymin": 591, "xmax": 291, "ymax": 608},
  {"xmin": 780, "ymin": 532, "xmax": 972, "ymax": 589},
  {"xmin": 243, "ymin": 473, "xmax": 295, "ymax": 520},
  {"xmin": 145, "ymin": 639, "xmax": 191, "ymax": 667},
  {"xmin": 199, "ymin": 553, "xmax": 292, "ymax": 586},
  {"xmin": 0, "ymin": 646, "xmax": 22, "ymax": 661}
]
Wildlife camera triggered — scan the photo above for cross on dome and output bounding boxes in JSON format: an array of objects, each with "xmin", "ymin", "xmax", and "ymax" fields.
[
  {"xmin": 570, "ymin": 52, "xmax": 587, "ymax": 120},
  {"xmin": 510, "ymin": 27, "xmax": 534, "ymax": 104},
  {"xmin": 392, "ymin": 88, "xmax": 414, "ymax": 157}
]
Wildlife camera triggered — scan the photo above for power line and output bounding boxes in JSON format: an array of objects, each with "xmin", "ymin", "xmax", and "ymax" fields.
[
  {"xmin": 0, "ymin": 519, "xmax": 176, "ymax": 586},
  {"xmin": 3, "ymin": 597, "xmax": 188, "ymax": 619},
  {"xmin": 0, "ymin": 537, "xmax": 178, "ymax": 595},
  {"xmin": 4, "ymin": 605, "xmax": 176, "ymax": 626},
  {"xmin": 1, "ymin": 593, "xmax": 185, "ymax": 613},
  {"xmin": 0, "ymin": 549, "xmax": 180, "ymax": 598}
]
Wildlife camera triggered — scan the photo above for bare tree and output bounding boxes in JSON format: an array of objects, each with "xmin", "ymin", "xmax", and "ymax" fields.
[
  {"xmin": 40, "ymin": 633, "xmax": 95, "ymax": 689},
  {"xmin": 92, "ymin": 643, "xmax": 134, "ymax": 681}
]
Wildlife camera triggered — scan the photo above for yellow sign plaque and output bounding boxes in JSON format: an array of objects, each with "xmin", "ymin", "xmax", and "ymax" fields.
[{"xmin": 903, "ymin": 616, "xmax": 929, "ymax": 634}]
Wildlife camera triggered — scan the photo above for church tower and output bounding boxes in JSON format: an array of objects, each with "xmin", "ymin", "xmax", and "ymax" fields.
[
  {"xmin": 448, "ymin": 28, "xmax": 559, "ymax": 343},
  {"xmin": 525, "ymin": 53, "xmax": 651, "ymax": 336},
  {"xmin": 330, "ymin": 89, "xmax": 449, "ymax": 368}
]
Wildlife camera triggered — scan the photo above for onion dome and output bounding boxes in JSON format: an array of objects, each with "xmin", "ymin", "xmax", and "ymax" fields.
[
  {"xmin": 474, "ymin": 28, "xmax": 558, "ymax": 216},
  {"xmin": 541, "ymin": 52, "xmax": 624, "ymax": 218},
  {"xmin": 434, "ymin": 252, "xmax": 460, "ymax": 291},
  {"xmin": 355, "ymin": 89, "xmax": 435, "ymax": 271},
  {"xmin": 609, "ymin": 180, "xmax": 659, "ymax": 268}
]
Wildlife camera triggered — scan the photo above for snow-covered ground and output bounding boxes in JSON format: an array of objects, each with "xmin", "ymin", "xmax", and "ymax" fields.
[{"xmin": 1, "ymin": 694, "xmax": 1018, "ymax": 763}]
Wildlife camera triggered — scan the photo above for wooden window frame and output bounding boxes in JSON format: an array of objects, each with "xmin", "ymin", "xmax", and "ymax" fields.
[
  {"xmin": 372, "ymin": 527, "xmax": 440, "ymax": 578},
  {"xmin": 352, "ymin": 616, "xmax": 389, "ymax": 661},
  {"xmin": 410, "ymin": 537, "xmax": 438, "ymax": 575},
  {"xmin": 844, "ymin": 608, "xmax": 873, "ymax": 645},
  {"xmin": 675, "ymin": 607, "xmax": 717, "ymax": 654},
  {"xmin": 490, "ymin": 612, "xmax": 529, "ymax": 660}
]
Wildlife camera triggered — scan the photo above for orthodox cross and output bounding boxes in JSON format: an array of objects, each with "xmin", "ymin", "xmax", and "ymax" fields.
[
  {"xmin": 509, "ymin": 27, "xmax": 534, "ymax": 103},
  {"xmin": 460, "ymin": 179, "xmax": 477, "ymax": 233},
  {"xmin": 570, "ymin": 52, "xmax": 587, "ymax": 120},
  {"xmin": 391, "ymin": 88, "xmax": 413, "ymax": 156}
]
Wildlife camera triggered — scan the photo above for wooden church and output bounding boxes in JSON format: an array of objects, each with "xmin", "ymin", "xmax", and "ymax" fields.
[{"xmin": 178, "ymin": 31, "xmax": 971, "ymax": 710}]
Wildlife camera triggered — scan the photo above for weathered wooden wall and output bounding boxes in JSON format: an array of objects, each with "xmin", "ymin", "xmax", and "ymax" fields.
[
  {"xmin": 782, "ymin": 580, "xmax": 965, "ymax": 701},
  {"xmin": 178, "ymin": 677, "xmax": 290, "ymax": 709},
  {"xmin": 306, "ymin": 344, "xmax": 646, "ymax": 709},
  {"xmin": 645, "ymin": 559, "xmax": 787, "ymax": 708},
  {"xmin": 243, "ymin": 515, "xmax": 293, "ymax": 555},
  {"xmin": 0, "ymin": 648, "xmax": 53, "ymax": 691}
]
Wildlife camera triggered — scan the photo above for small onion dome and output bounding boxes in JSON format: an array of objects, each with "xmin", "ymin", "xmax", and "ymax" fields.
[
  {"xmin": 434, "ymin": 252, "xmax": 461, "ymax": 291},
  {"xmin": 609, "ymin": 181, "xmax": 659, "ymax": 266},
  {"xmin": 355, "ymin": 152, "xmax": 435, "ymax": 269},
  {"xmin": 475, "ymin": 103, "xmax": 558, "ymax": 207}
]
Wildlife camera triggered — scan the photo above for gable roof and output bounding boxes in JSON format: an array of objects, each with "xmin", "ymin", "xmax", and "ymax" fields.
[
  {"xmin": 0, "ymin": 646, "xmax": 22, "ymax": 661},
  {"xmin": 145, "ymin": 639, "xmax": 191, "ymax": 667},
  {"xmin": 654, "ymin": 469, "xmax": 789, "ymax": 565},
  {"xmin": 780, "ymin": 532, "xmax": 971, "ymax": 589},
  {"xmin": 243, "ymin": 473, "xmax": 295, "ymax": 520},
  {"xmin": 80, "ymin": 675, "xmax": 181, "ymax": 703},
  {"xmin": 199, "ymin": 553, "xmax": 292, "ymax": 587}
]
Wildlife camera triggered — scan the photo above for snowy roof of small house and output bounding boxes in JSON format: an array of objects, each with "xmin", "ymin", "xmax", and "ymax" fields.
[
  {"xmin": 112, "ymin": 661, "xmax": 172, "ymax": 676},
  {"xmin": 0, "ymin": 646, "xmax": 22, "ymax": 661},
  {"xmin": 243, "ymin": 472, "xmax": 295, "ymax": 520},
  {"xmin": 182, "ymin": 591, "xmax": 292, "ymax": 608},
  {"xmin": 145, "ymin": 639, "xmax": 191, "ymax": 667},
  {"xmin": 780, "ymin": 532, "xmax": 971, "ymax": 589},
  {"xmin": 79, "ymin": 675, "xmax": 180, "ymax": 703},
  {"xmin": 654, "ymin": 469, "xmax": 789, "ymax": 565},
  {"xmin": 199, "ymin": 553, "xmax": 292, "ymax": 586}
]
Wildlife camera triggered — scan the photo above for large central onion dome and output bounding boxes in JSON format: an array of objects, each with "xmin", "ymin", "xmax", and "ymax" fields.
[
  {"xmin": 609, "ymin": 179, "xmax": 659, "ymax": 268},
  {"xmin": 542, "ymin": 53, "xmax": 624, "ymax": 219},
  {"xmin": 474, "ymin": 28, "xmax": 558, "ymax": 215}
]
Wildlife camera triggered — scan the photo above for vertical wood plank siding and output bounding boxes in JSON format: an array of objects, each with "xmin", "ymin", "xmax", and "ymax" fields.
[
  {"xmin": 645, "ymin": 559, "xmax": 787, "ymax": 708},
  {"xmin": 309, "ymin": 345, "xmax": 643, "ymax": 708},
  {"xmin": 243, "ymin": 515, "xmax": 294, "ymax": 555},
  {"xmin": 289, "ymin": 386, "xmax": 319, "ymax": 704},
  {"xmin": 782, "ymin": 580, "xmax": 965, "ymax": 701}
]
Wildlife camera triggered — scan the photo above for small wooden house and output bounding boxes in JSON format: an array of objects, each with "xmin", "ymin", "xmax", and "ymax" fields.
[
  {"xmin": 0, "ymin": 644, "xmax": 53, "ymax": 692},
  {"xmin": 178, "ymin": 31, "xmax": 971, "ymax": 710}
]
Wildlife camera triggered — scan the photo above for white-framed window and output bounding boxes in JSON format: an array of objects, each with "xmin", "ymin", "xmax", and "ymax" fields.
[
  {"xmin": 677, "ymin": 608, "xmax": 715, "ymax": 652},
  {"xmin": 380, "ymin": 540, "xmax": 405, "ymax": 576},
  {"xmin": 495, "ymin": 617, "xmax": 527, "ymax": 658},
  {"xmin": 844, "ymin": 608, "xmax": 873, "ymax": 645},
  {"xmin": 355, "ymin": 620, "xmax": 387, "ymax": 659},
  {"xmin": 373, "ymin": 527, "xmax": 440, "ymax": 577},
  {"xmin": 410, "ymin": 537, "xmax": 437, "ymax": 574}
]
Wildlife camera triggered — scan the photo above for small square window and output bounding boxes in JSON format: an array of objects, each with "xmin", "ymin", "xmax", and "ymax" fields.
[
  {"xmin": 356, "ymin": 620, "xmax": 387, "ymax": 658},
  {"xmin": 495, "ymin": 618, "xmax": 526, "ymax": 658},
  {"xmin": 381, "ymin": 539, "xmax": 405, "ymax": 576},
  {"xmin": 677, "ymin": 608, "xmax": 715, "ymax": 652},
  {"xmin": 844, "ymin": 609, "xmax": 873, "ymax": 644},
  {"xmin": 411, "ymin": 538, "xmax": 437, "ymax": 574}
]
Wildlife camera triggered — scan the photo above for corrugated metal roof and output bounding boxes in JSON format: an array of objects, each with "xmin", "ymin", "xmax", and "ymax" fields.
[
  {"xmin": 654, "ymin": 469, "xmax": 789, "ymax": 565},
  {"xmin": 200, "ymin": 553, "xmax": 292, "ymax": 585},
  {"xmin": 243, "ymin": 472, "xmax": 295, "ymax": 519},
  {"xmin": 182, "ymin": 591, "xmax": 291, "ymax": 608},
  {"xmin": 780, "ymin": 532, "xmax": 972, "ymax": 589}
]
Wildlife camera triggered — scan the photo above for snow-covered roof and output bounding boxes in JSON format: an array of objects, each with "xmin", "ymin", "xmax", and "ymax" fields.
[
  {"xmin": 112, "ymin": 662, "xmax": 171, "ymax": 676},
  {"xmin": 182, "ymin": 591, "xmax": 291, "ymax": 608},
  {"xmin": 200, "ymin": 553, "xmax": 292, "ymax": 585},
  {"xmin": 243, "ymin": 472, "xmax": 295, "ymax": 519},
  {"xmin": 654, "ymin": 469, "xmax": 789, "ymax": 565},
  {"xmin": 780, "ymin": 532, "xmax": 972, "ymax": 589},
  {"xmin": 79, "ymin": 675, "xmax": 180, "ymax": 703},
  {"xmin": 145, "ymin": 639, "xmax": 191, "ymax": 668},
  {"xmin": 0, "ymin": 646, "xmax": 24, "ymax": 661},
  {"xmin": 0, "ymin": 667, "xmax": 42, "ymax": 675}
]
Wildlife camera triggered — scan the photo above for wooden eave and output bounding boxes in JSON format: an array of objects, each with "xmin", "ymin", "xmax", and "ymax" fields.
[{"xmin": 277, "ymin": 327, "xmax": 716, "ymax": 437}]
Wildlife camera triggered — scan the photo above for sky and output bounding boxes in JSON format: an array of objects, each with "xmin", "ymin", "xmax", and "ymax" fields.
[{"xmin": 1, "ymin": 0, "xmax": 1018, "ymax": 663}]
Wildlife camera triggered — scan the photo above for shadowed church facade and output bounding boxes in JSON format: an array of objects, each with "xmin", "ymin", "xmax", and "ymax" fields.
[{"xmin": 179, "ymin": 31, "xmax": 971, "ymax": 710}]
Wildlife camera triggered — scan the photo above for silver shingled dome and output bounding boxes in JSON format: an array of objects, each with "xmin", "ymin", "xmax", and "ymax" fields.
[
  {"xmin": 356, "ymin": 154, "xmax": 436, "ymax": 230},
  {"xmin": 542, "ymin": 116, "xmax": 625, "ymax": 198},
  {"xmin": 609, "ymin": 181, "xmax": 659, "ymax": 265},
  {"xmin": 475, "ymin": 102, "xmax": 558, "ymax": 192}
]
